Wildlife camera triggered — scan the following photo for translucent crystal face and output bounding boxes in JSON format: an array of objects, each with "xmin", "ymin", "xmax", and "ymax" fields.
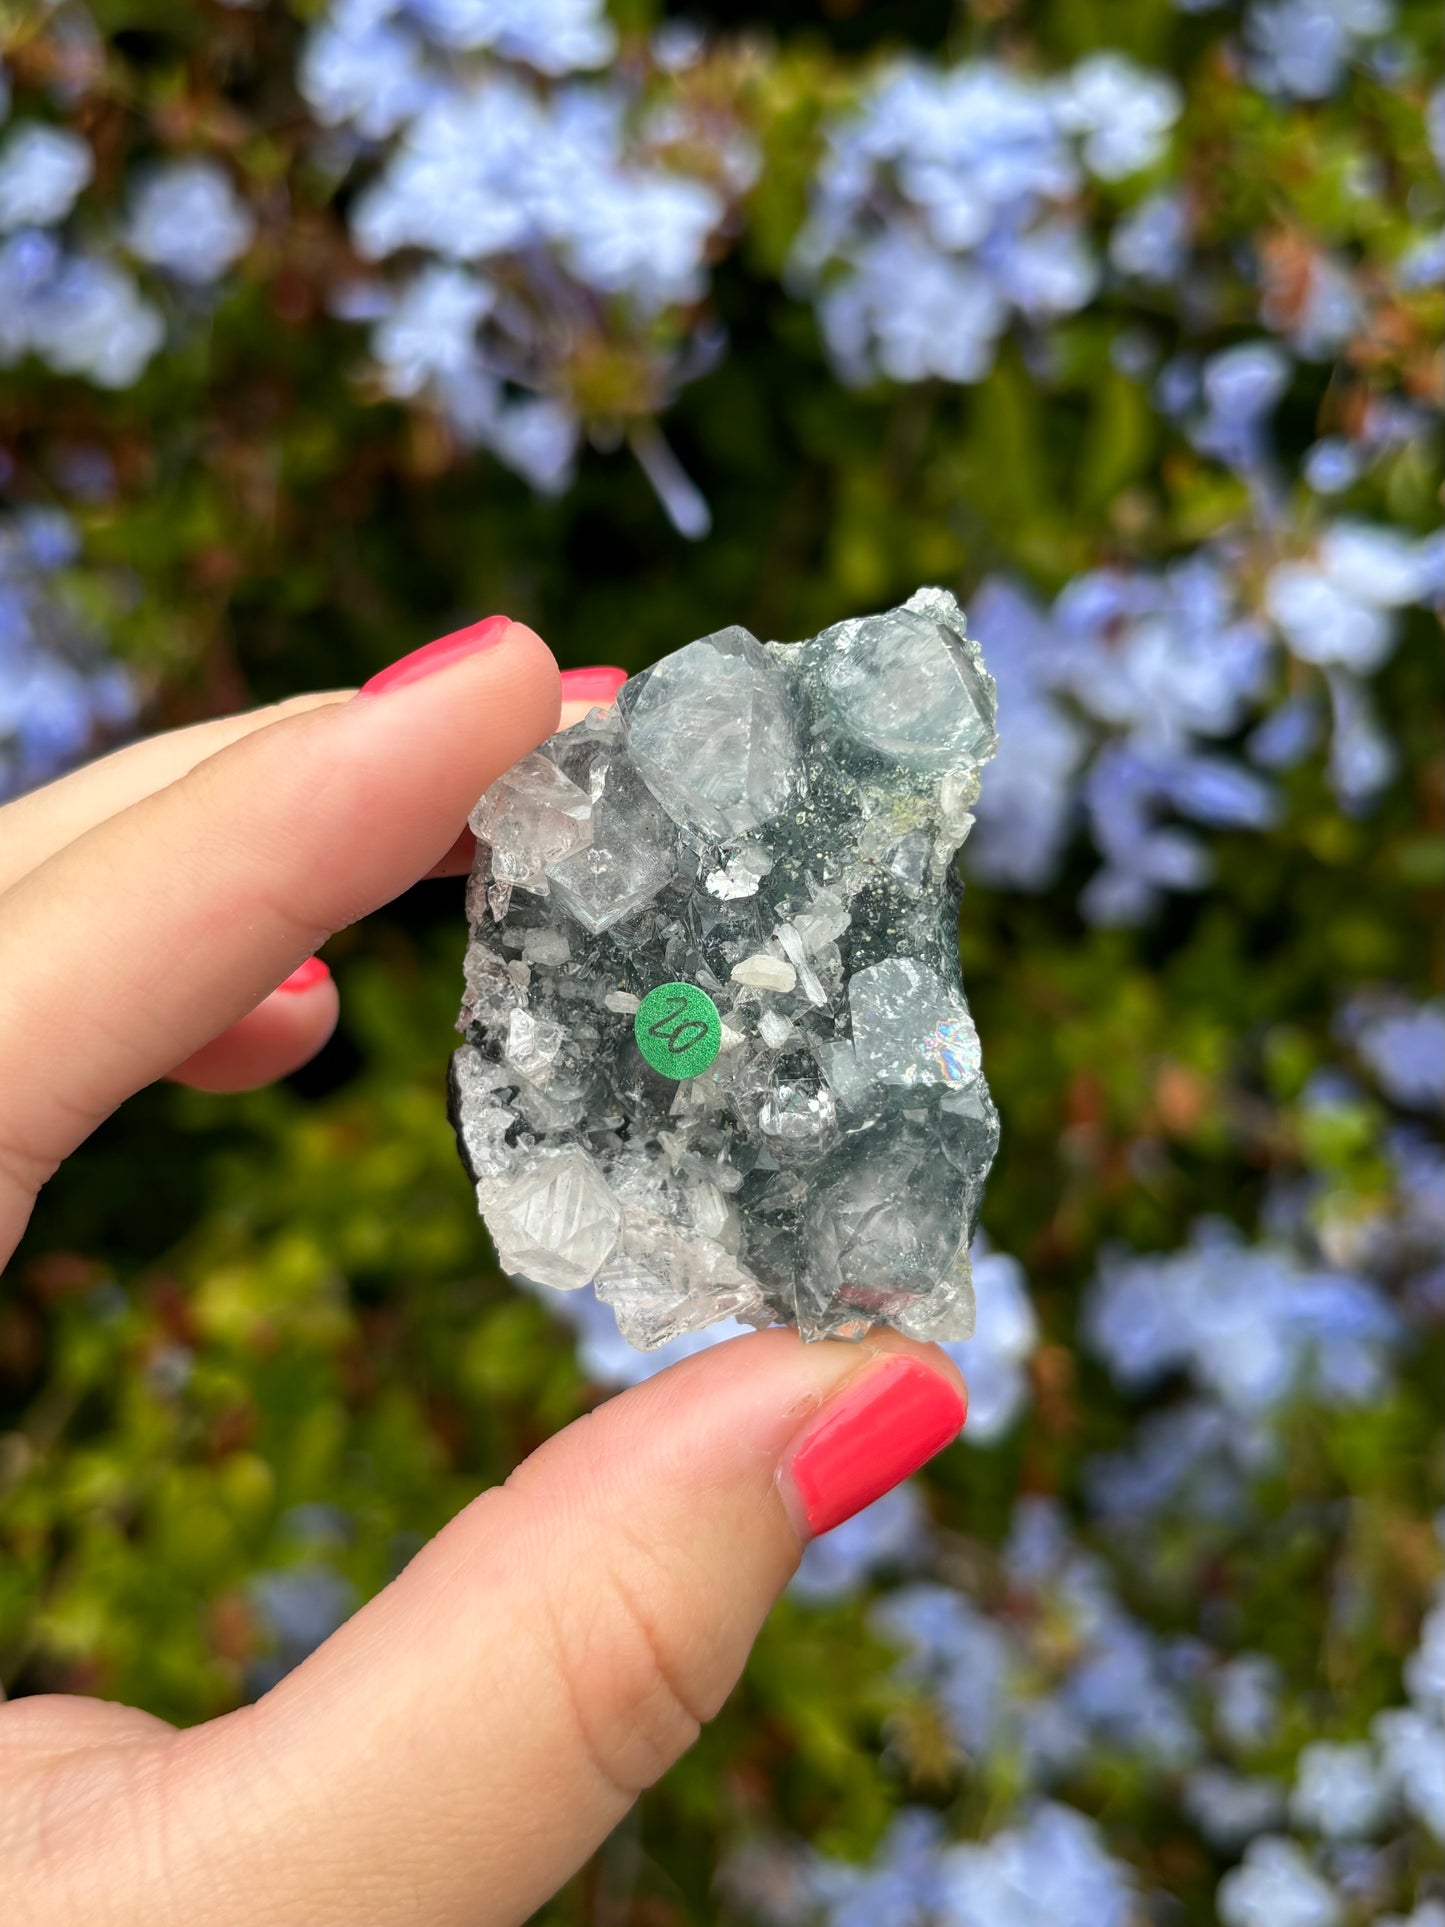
[{"xmin": 452, "ymin": 587, "xmax": 1000, "ymax": 1349}]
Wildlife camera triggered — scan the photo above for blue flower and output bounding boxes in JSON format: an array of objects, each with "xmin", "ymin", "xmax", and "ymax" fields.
[
  {"xmin": 0, "ymin": 121, "xmax": 93, "ymax": 230},
  {"xmin": 816, "ymin": 230, "xmax": 1008, "ymax": 385},
  {"xmin": 350, "ymin": 77, "xmax": 722, "ymax": 312},
  {"xmin": 1339, "ymin": 995, "xmax": 1445, "ymax": 1113},
  {"xmin": 1214, "ymin": 1654, "xmax": 1285, "ymax": 1751},
  {"xmin": 1290, "ymin": 1741, "xmax": 1393, "ymax": 1837},
  {"xmin": 300, "ymin": 9, "xmax": 436, "ymax": 139},
  {"xmin": 1267, "ymin": 523, "xmax": 1439, "ymax": 673},
  {"xmin": 1248, "ymin": 693, "xmax": 1324, "ymax": 769},
  {"xmin": 878, "ymin": 1500, "xmax": 1201, "ymax": 1781},
  {"xmin": 939, "ymin": 1236, "xmax": 1039, "ymax": 1441},
  {"xmin": 1260, "ymin": 247, "xmax": 1362, "ymax": 357},
  {"xmin": 0, "ymin": 507, "xmax": 136, "ymax": 801},
  {"xmin": 1052, "ymin": 558, "xmax": 1271, "ymax": 744},
  {"xmin": 0, "ymin": 228, "xmax": 164, "ymax": 389},
  {"xmin": 1245, "ymin": 0, "xmax": 1395, "ymax": 101},
  {"xmin": 405, "ymin": 0, "xmax": 616, "ymax": 72},
  {"xmin": 1374, "ymin": 1705, "xmax": 1445, "ymax": 1840},
  {"xmin": 370, "ymin": 262, "xmax": 495, "ymax": 396},
  {"xmin": 1109, "ymin": 190, "xmax": 1189, "ymax": 282},
  {"xmin": 1085, "ymin": 1220, "xmax": 1399, "ymax": 1415},
  {"xmin": 1406, "ymin": 1582, "xmax": 1445, "ymax": 1715},
  {"xmin": 1429, "ymin": 84, "xmax": 1445, "ymax": 177},
  {"xmin": 125, "ymin": 158, "xmax": 255, "ymax": 284},
  {"xmin": 1192, "ymin": 340, "xmax": 1292, "ymax": 477},
  {"xmin": 1323, "ymin": 667, "xmax": 1397, "ymax": 808},
  {"xmin": 1087, "ymin": 1400, "xmax": 1257, "ymax": 1527},
  {"xmin": 1185, "ymin": 1769, "xmax": 1288, "ymax": 1847},
  {"xmin": 804, "ymin": 1809, "xmax": 949, "ymax": 1927},
  {"xmin": 1217, "ymin": 1835, "xmax": 1343, "ymax": 1927},
  {"xmin": 1395, "ymin": 230, "xmax": 1445, "ymax": 291},
  {"xmin": 939, "ymin": 1803, "xmax": 1136, "ymax": 1927},
  {"xmin": 1059, "ymin": 53, "xmax": 1182, "ymax": 181},
  {"xmin": 965, "ymin": 555, "xmax": 1302, "ymax": 920},
  {"xmin": 1303, "ymin": 438, "xmax": 1364, "ymax": 495},
  {"xmin": 247, "ymin": 1566, "xmax": 358, "ymax": 1693}
]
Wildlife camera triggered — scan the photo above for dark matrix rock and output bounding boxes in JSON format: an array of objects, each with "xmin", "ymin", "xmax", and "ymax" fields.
[{"xmin": 451, "ymin": 589, "xmax": 1000, "ymax": 1349}]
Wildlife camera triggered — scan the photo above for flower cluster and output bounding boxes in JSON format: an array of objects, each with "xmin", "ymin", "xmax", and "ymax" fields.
[
  {"xmin": 792, "ymin": 56, "xmax": 1178, "ymax": 388},
  {"xmin": 0, "ymin": 60, "xmax": 252, "ymax": 392},
  {"xmin": 877, "ymin": 1497, "xmax": 1202, "ymax": 1783},
  {"xmin": 967, "ymin": 561, "xmax": 1275, "ymax": 921},
  {"xmin": 964, "ymin": 509, "xmax": 1440, "ymax": 918},
  {"xmin": 1338, "ymin": 994, "xmax": 1445, "ymax": 1114},
  {"xmin": 1085, "ymin": 1219, "xmax": 1400, "ymax": 1417},
  {"xmin": 303, "ymin": 0, "xmax": 750, "ymax": 527},
  {"xmin": 1210, "ymin": 1550, "xmax": 1445, "ymax": 1923},
  {"xmin": 1244, "ymin": 0, "xmax": 1397, "ymax": 101},
  {"xmin": 736, "ymin": 1802, "xmax": 1135, "ymax": 1927},
  {"xmin": 0, "ymin": 505, "xmax": 133, "ymax": 795}
]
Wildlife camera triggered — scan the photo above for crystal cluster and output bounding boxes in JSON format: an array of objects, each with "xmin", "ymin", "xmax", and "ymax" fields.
[{"xmin": 451, "ymin": 589, "xmax": 999, "ymax": 1348}]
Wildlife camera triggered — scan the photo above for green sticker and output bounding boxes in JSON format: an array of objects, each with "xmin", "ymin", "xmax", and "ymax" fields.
[{"xmin": 634, "ymin": 981, "xmax": 723, "ymax": 1080}]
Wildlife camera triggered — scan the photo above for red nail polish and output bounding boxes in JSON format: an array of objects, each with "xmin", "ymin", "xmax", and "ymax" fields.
[
  {"xmin": 560, "ymin": 665, "xmax": 628, "ymax": 704},
  {"xmin": 783, "ymin": 1357, "xmax": 966, "ymax": 1539},
  {"xmin": 274, "ymin": 956, "xmax": 332, "ymax": 995},
  {"xmin": 357, "ymin": 615, "xmax": 512, "ymax": 698}
]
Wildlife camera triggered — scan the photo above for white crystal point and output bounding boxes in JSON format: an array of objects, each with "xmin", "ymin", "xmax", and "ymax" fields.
[
  {"xmin": 815, "ymin": 586, "xmax": 997, "ymax": 775},
  {"xmin": 544, "ymin": 759, "xmax": 676, "ymax": 934},
  {"xmin": 454, "ymin": 588, "xmax": 1000, "ymax": 1352},
  {"xmin": 469, "ymin": 751, "xmax": 594, "ymax": 892},
  {"xmin": 482, "ymin": 1145, "xmax": 621, "ymax": 1293},
  {"xmin": 594, "ymin": 1212, "xmax": 768, "ymax": 1348},
  {"xmin": 731, "ymin": 953, "xmax": 797, "ymax": 993},
  {"xmin": 619, "ymin": 625, "xmax": 803, "ymax": 838},
  {"xmin": 892, "ymin": 1245, "xmax": 977, "ymax": 1343}
]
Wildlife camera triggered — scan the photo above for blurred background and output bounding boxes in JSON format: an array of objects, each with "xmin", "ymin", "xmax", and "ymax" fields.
[{"xmin": 1, "ymin": 0, "xmax": 1441, "ymax": 1921}]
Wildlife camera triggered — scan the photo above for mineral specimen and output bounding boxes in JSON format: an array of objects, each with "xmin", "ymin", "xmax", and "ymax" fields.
[{"xmin": 451, "ymin": 588, "xmax": 1000, "ymax": 1349}]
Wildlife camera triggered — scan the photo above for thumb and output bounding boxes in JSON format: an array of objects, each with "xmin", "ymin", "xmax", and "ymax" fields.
[{"xmin": 94, "ymin": 1330, "xmax": 965, "ymax": 1927}]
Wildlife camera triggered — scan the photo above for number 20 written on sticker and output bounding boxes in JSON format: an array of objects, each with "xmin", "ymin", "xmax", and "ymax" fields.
[{"xmin": 632, "ymin": 981, "xmax": 723, "ymax": 1080}]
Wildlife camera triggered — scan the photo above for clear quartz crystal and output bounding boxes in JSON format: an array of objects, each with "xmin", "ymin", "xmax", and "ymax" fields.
[{"xmin": 452, "ymin": 587, "xmax": 1000, "ymax": 1348}]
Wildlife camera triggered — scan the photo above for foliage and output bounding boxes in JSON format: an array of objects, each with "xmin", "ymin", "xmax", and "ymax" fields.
[{"xmin": 1, "ymin": 0, "xmax": 1441, "ymax": 1922}]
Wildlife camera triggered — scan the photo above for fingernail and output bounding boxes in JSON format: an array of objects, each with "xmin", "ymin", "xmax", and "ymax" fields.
[
  {"xmin": 274, "ymin": 956, "xmax": 331, "ymax": 995},
  {"xmin": 560, "ymin": 665, "xmax": 628, "ymax": 704},
  {"xmin": 357, "ymin": 615, "xmax": 512, "ymax": 698},
  {"xmin": 780, "ymin": 1356, "xmax": 966, "ymax": 1540}
]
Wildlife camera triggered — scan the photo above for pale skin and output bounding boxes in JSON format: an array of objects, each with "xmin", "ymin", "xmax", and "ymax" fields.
[{"xmin": 0, "ymin": 621, "xmax": 966, "ymax": 1926}]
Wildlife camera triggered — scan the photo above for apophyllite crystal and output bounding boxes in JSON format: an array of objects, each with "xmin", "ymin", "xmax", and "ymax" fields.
[{"xmin": 451, "ymin": 589, "xmax": 1000, "ymax": 1349}]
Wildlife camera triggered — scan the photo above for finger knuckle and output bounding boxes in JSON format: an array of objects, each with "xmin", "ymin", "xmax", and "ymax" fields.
[{"xmin": 547, "ymin": 1538, "xmax": 711, "ymax": 1802}]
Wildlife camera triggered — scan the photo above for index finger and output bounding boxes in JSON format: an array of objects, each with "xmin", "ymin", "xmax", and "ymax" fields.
[
  {"xmin": 0, "ymin": 671, "xmax": 627, "ymax": 898},
  {"xmin": 0, "ymin": 618, "xmax": 559, "ymax": 1258}
]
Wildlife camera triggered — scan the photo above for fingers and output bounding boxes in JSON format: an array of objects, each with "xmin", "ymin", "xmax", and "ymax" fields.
[
  {"xmin": 0, "ymin": 667, "xmax": 626, "ymax": 896},
  {"xmin": 0, "ymin": 666, "xmax": 626, "ymax": 1105},
  {"xmin": 57, "ymin": 1330, "xmax": 965, "ymax": 1927},
  {"xmin": 0, "ymin": 692, "xmax": 352, "ymax": 897},
  {"xmin": 0, "ymin": 618, "xmax": 559, "ymax": 1257},
  {"xmin": 159, "ymin": 674, "xmax": 627, "ymax": 1090},
  {"xmin": 166, "ymin": 958, "xmax": 340, "ymax": 1093}
]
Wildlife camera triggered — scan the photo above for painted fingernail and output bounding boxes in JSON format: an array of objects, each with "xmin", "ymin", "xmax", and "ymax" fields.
[
  {"xmin": 274, "ymin": 956, "xmax": 332, "ymax": 995},
  {"xmin": 781, "ymin": 1356, "xmax": 966, "ymax": 1540},
  {"xmin": 560, "ymin": 665, "xmax": 628, "ymax": 704},
  {"xmin": 357, "ymin": 614, "xmax": 512, "ymax": 698}
]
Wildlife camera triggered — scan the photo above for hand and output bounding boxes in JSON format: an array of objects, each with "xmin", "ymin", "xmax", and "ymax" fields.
[{"xmin": 0, "ymin": 617, "xmax": 967, "ymax": 1927}]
